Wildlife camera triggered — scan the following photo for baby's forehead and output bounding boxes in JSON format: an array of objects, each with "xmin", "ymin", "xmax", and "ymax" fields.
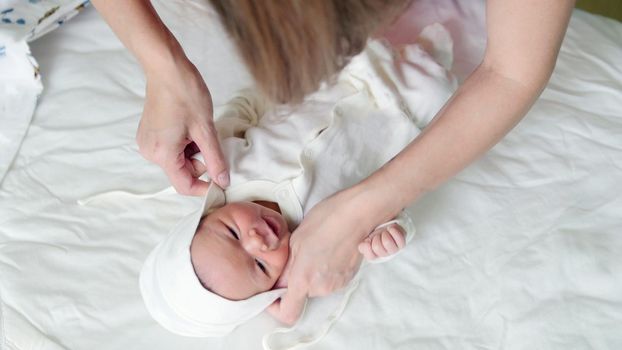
[
  {"xmin": 196, "ymin": 203, "xmax": 242, "ymax": 229},
  {"xmin": 206, "ymin": 201, "xmax": 255, "ymax": 216}
]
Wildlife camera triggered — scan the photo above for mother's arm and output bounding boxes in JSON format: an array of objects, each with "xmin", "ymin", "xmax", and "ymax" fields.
[
  {"xmin": 365, "ymin": 0, "xmax": 576, "ymax": 221},
  {"xmin": 91, "ymin": 0, "xmax": 229, "ymax": 194},
  {"xmin": 277, "ymin": 0, "xmax": 576, "ymax": 324}
]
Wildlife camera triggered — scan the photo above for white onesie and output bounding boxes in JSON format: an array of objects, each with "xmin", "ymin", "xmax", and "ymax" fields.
[
  {"xmin": 215, "ymin": 68, "xmax": 420, "ymax": 225},
  {"xmin": 206, "ymin": 46, "xmax": 422, "ymax": 348}
]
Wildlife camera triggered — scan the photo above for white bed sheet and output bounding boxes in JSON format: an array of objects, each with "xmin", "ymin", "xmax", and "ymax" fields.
[{"xmin": 1, "ymin": 1, "xmax": 622, "ymax": 349}]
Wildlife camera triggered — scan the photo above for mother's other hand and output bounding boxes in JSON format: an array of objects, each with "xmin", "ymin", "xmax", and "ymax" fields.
[{"xmin": 275, "ymin": 186, "xmax": 384, "ymax": 324}]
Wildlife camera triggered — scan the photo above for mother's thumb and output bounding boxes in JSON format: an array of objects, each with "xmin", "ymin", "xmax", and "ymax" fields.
[
  {"xmin": 191, "ymin": 126, "xmax": 229, "ymax": 187},
  {"xmin": 278, "ymin": 287, "xmax": 308, "ymax": 326}
]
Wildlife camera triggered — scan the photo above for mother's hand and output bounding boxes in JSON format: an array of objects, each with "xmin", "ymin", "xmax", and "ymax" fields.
[
  {"xmin": 136, "ymin": 59, "xmax": 229, "ymax": 195},
  {"xmin": 275, "ymin": 187, "xmax": 382, "ymax": 325}
]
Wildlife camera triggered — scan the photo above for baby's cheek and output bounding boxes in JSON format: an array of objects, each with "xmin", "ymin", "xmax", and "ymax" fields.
[{"xmin": 273, "ymin": 244, "xmax": 289, "ymax": 274}]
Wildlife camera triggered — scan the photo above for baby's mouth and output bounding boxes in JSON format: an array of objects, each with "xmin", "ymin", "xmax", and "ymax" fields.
[{"xmin": 263, "ymin": 215, "xmax": 281, "ymax": 239}]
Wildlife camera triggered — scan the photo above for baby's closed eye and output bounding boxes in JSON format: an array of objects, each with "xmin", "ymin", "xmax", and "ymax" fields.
[
  {"xmin": 255, "ymin": 259, "xmax": 268, "ymax": 274},
  {"xmin": 227, "ymin": 226, "xmax": 239, "ymax": 240}
]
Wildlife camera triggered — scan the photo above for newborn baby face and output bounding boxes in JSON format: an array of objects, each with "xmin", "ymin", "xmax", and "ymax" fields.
[{"xmin": 190, "ymin": 202, "xmax": 291, "ymax": 300}]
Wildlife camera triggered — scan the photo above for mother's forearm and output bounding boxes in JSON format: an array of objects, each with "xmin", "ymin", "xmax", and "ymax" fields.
[
  {"xmin": 91, "ymin": 0, "xmax": 188, "ymax": 77},
  {"xmin": 358, "ymin": 63, "xmax": 548, "ymax": 222}
]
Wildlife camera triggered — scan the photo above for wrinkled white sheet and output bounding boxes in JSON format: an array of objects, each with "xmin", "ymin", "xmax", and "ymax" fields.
[{"xmin": 1, "ymin": 1, "xmax": 622, "ymax": 349}]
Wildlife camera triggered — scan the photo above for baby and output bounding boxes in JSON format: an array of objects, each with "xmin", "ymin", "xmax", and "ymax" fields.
[{"xmin": 140, "ymin": 40, "xmax": 423, "ymax": 337}]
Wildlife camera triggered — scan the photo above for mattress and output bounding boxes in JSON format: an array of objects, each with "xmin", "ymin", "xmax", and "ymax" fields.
[{"xmin": 1, "ymin": 1, "xmax": 621, "ymax": 349}]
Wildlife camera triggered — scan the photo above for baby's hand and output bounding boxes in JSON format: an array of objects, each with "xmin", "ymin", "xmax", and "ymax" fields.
[{"xmin": 357, "ymin": 223, "xmax": 406, "ymax": 261}]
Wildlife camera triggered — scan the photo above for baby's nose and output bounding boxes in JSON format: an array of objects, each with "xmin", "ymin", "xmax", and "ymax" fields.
[{"xmin": 245, "ymin": 229, "xmax": 278, "ymax": 252}]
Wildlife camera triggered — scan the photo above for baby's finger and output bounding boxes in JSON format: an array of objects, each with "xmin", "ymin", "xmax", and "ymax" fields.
[
  {"xmin": 388, "ymin": 225, "xmax": 406, "ymax": 249},
  {"xmin": 371, "ymin": 234, "xmax": 388, "ymax": 257},
  {"xmin": 358, "ymin": 241, "xmax": 378, "ymax": 261},
  {"xmin": 380, "ymin": 230, "xmax": 399, "ymax": 255}
]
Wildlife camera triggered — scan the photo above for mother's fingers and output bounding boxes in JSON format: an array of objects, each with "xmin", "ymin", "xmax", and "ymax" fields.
[
  {"xmin": 189, "ymin": 122, "xmax": 229, "ymax": 188},
  {"xmin": 278, "ymin": 281, "xmax": 308, "ymax": 326},
  {"xmin": 165, "ymin": 155, "xmax": 211, "ymax": 196}
]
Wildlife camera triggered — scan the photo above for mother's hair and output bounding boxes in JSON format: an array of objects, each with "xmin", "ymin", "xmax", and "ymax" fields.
[{"xmin": 208, "ymin": 0, "xmax": 410, "ymax": 103}]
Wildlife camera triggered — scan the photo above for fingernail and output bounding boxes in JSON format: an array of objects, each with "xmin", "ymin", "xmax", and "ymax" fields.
[{"xmin": 217, "ymin": 171, "xmax": 230, "ymax": 188}]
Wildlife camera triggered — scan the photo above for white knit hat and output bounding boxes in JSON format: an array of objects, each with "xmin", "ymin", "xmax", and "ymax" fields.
[{"xmin": 139, "ymin": 183, "xmax": 286, "ymax": 337}]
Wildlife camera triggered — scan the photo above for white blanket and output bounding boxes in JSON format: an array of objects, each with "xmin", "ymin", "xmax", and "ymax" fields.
[{"xmin": 1, "ymin": 1, "xmax": 621, "ymax": 349}]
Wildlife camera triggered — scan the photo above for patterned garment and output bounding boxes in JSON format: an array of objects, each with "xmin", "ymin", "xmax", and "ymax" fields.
[
  {"xmin": 0, "ymin": 0, "xmax": 89, "ymax": 183},
  {"xmin": 0, "ymin": 0, "xmax": 90, "ymax": 42}
]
